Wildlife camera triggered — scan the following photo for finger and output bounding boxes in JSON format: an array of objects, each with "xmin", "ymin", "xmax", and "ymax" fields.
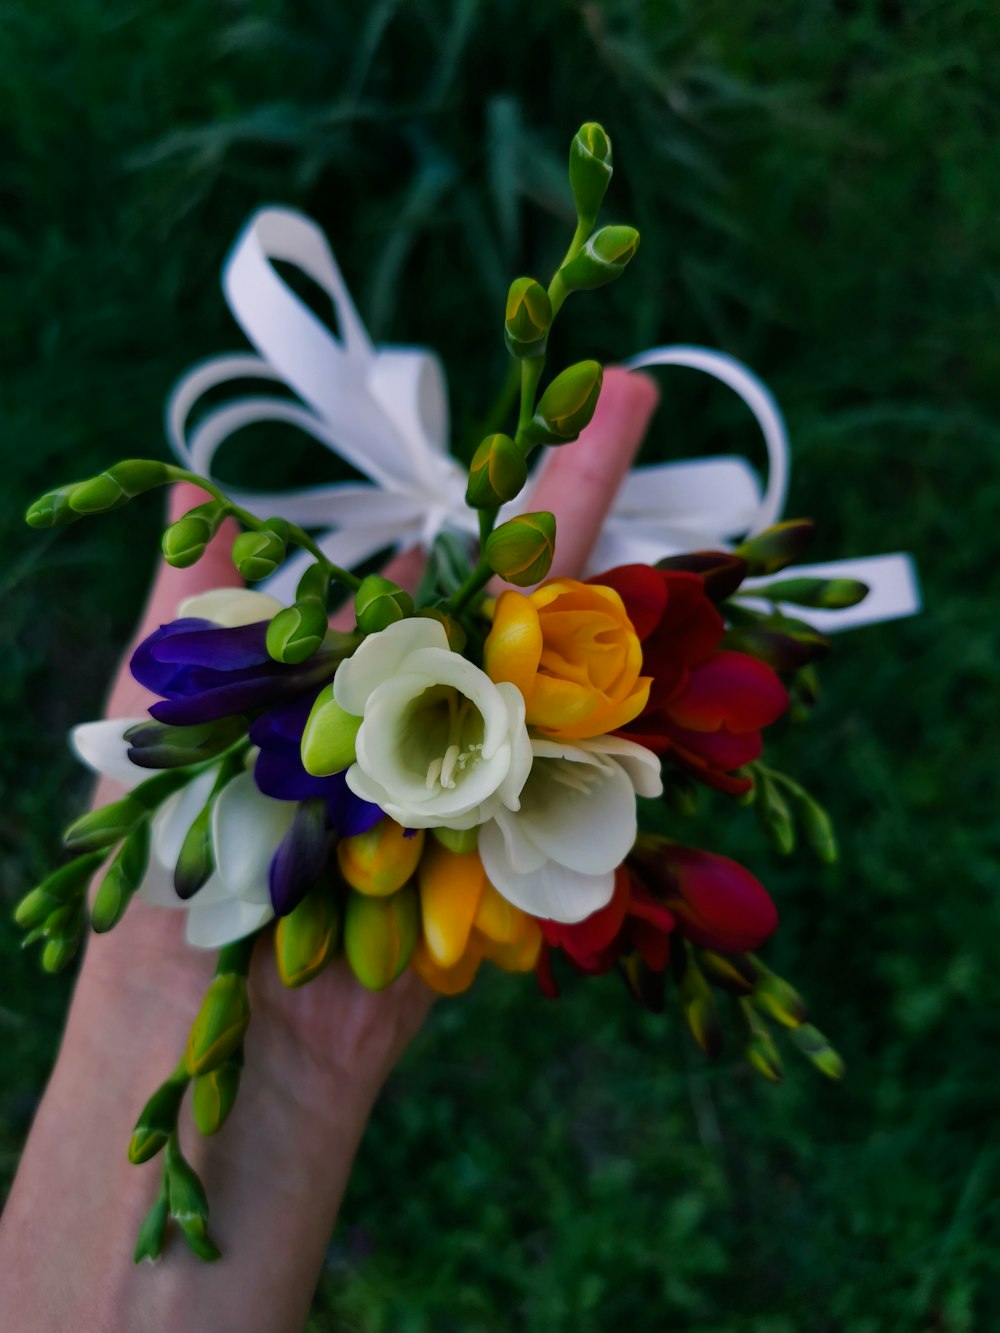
[{"xmin": 519, "ymin": 366, "xmax": 659, "ymax": 580}]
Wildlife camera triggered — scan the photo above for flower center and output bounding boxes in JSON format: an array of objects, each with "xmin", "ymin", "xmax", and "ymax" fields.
[{"xmin": 398, "ymin": 685, "xmax": 486, "ymax": 793}]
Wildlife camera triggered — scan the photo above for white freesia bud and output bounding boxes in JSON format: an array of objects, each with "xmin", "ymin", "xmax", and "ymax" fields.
[
  {"xmin": 331, "ymin": 619, "xmax": 531, "ymax": 830},
  {"xmin": 478, "ymin": 734, "xmax": 663, "ymax": 923}
]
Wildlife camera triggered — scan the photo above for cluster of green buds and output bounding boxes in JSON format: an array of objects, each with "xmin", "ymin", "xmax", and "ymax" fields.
[
  {"xmin": 742, "ymin": 763, "xmax": 838, "ymax": 863},
  {"xmin": 639, "ymin": 943, "xmax": 845, "ymax": 1084}
]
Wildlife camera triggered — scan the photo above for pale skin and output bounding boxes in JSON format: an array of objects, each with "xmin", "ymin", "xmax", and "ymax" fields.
[{"xmin": 0, "ymin": 368, "xmax": 659, "ymax": 1333}]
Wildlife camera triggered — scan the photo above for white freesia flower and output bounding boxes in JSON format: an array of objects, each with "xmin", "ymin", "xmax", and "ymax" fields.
[
  {"xmin": 336, "ymin": 618, "xmax": 532, "ymax": 830},
  {"xmin": 72, "ymin": 720, "xmax": 293, "ymax": 949},
  {"xmin": 477, "ymin": 734, "xmax": 663, "ymax": 924},
  {"xmin": 178, "ymin": 587, "xmax": 285, "ymax": 626}
]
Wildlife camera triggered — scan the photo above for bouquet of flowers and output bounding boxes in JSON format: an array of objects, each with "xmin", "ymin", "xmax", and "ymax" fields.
[{"xmin": 14, "ymin": 123, "xmax": 918, "ymax": 1264}]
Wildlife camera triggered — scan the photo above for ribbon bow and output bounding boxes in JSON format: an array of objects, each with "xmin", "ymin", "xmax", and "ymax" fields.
[{"xmin": 168, "ymin": 207, "xmax": 919, "ymax": 631}]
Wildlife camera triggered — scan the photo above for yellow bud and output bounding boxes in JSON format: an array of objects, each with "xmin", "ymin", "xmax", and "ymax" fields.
[{"xmin": 338, "ymin": 820, "xmax": 424, "ymax": 897}]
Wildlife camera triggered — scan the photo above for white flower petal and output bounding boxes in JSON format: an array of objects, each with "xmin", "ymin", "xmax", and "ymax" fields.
[
  {"xmin": 151, "ymin": 768, "xmax": 219, "ymax": 869},
  {"xmin": 479, "ymin": 819, "xmax": 616, "ymax": 923},
  {"xmin": 212, "ymin": 772, "xmax": 295, "ymax": 907},
  {"xmin": 496, "ymin": 683, "xmax": 532, "ymax": 811},
  {"xmin": 185, "ymin": 898, "xmax": 274, "ymax": 949},
  {"xmin": 488, "ymin": 807, "xmax": 548, "ymax": 875},
  {"xmin": 515, "ymin": 753, "xmax": 637, "ymax": 876},
  {"xmin": 136, "ymin": 862, "xmax": 187, "ymax": 909},
  {"xmin": 70, "ymin": 719, "xmax": 147, "ymax": 789},
  {"xmin": 334, "ymin": 618, "xmax": 448, "ymax": 715},
  {"xmin": 178, "ymin": 588, "xmax": 285, "ymax": 626},
  {"xmin": 575, "ymin": 735, "xmax": 664, "ymax": 799}
]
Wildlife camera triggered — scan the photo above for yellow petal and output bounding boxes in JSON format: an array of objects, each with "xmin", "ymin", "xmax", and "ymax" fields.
[
  {"xmin": 483, "ymin": 918, "xmax": 543, "ymax": 973},
  {"xmin": 417, "ymin": 839, "xmax": 485, "ymax": 968},
  {"xmin": 539, "ymin": 677, "xmax": 652, "ymax": 740},
  {"xmin": 411, "ymin": 937, "xmax": 483, "ymax": 995},
  {"xmin": 473, "ymin": 879, "xmax": 530, "ymax": 944},
  {"xmin": 483, "ymin": 591, "xmax": 542, "ymax": 698}
]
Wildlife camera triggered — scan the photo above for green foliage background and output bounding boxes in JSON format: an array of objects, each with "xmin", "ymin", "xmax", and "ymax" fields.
[{"xmin": 2, "ymin": 2, "xmax": 999, "ymax": 1328}]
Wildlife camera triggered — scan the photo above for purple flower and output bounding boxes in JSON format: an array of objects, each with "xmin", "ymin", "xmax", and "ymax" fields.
[{"xmin": 131, "ymin": 618, "xmax": 339, "ymax": 726}]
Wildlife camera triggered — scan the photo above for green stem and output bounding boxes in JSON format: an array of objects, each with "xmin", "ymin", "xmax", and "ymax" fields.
[
  {"xmin": 449, "ymin": 559, "xmax": 495, "ymax": 615},
  {"xmin": 217, "ymin": 933, "xmax": 256, "ymax": 978},
  {"xmin": 165, "ymin": 466, "xmax": 362, "ymax": 592}
]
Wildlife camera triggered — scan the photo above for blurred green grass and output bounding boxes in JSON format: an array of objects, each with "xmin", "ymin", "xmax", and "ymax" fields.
[{"xmin": 2, "ymin": 1, "xmax": 1000, "ymax": 1328}]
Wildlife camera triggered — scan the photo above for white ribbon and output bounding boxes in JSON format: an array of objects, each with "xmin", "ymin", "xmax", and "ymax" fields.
[{"xmin": 167, "ymin": 206, "xmax": 920, "ymax": 630}]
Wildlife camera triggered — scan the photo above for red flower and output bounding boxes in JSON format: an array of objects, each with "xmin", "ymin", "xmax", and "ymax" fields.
[
  {"xmin": 630, "ymin": 838, "xmax": 778, "ymax": 953},
  {"xmin": 593, "ymin": 564, "xmax": 788, "ymax": 794},
  {"xmin": 536, "ymin": 865, "xmax": 675, "ymax": 996}
]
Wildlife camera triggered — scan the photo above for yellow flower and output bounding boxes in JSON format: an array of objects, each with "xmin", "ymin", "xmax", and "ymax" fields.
[
  {"xmin": 412, "ymin": 839, "xmax": 541, "ymax": 995},
  {"xmin": 482, "ymin": 578, "xmax": 650, "ymax": 740}
]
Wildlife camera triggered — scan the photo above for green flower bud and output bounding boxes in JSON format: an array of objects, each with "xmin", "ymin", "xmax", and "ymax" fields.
[
  {"xmin": 266, "ymin": 598, "xmax": 328, "ymax": 664},
  {"xmin": 355, "ymin": 574, "xmax": 415, "ymax": 635},
  {"xmin": 344, "ymin": 883, "xmax": 418, "ymax": 991},
  {"xmin": 755, "ymin": 772, "xmax": 796, "ymax": 856},
  {"xmin": 133, "ymin": 1188, "xmax": 169, "ymax": 1264},
  {"xmin": 301, "ymin": 684, "xmax": 362, "ymax": 776},
  {"xmin": 697, "ymin": 949, "xmax": 758, "ymax": 996},
  {"xmin": 162, "ymin": 501, "xmax": 227, "ymax": 569},
  {"xmin": 186, "ymin": 973, "xmax": 251, "ymax": 1076},
  {"xmin": 295, "ymin": 561, "xmax": 330, "ymax": 604},
  {"xmin": 739, "ymin": 999, "xmax": 783, "ymax": 1083},
  {"xmin": 275, "ymin": 884, "xmax": 340, "ymax": 988},
  {"xmin": 431, "ymin": 826, "xmax": 479, "ymax": 855},
  {"xmin": 484, "ymin": 512, "xmax": 556, "ymax": 586},
  {"xmin": 124, "ymin": 716, "xmax": 245, "ymax": 770},
  {"xmin": 556, "ymin": 225, "xmax": 640, "ymax": 292},
  {"xmin": 69, "ymin": 459, "xmax": 171, "ymax": 514},
  {"xmin": 749, "ymin": 576, "xmax": 869, "ymax": 610},
  {"xmin": 504, "ymin": 277, "xmax": 552, "ymax": 357},
  {"xmin": 174, "ymin": 802, "xmax": 215, "ymax": 901},
  {"xmin": 792, "ymin": 788, "xmax": 838, "ymax": 864},
  {"xmin": 14, "ymin": 851, "xmax": 105, "ymax": 929},
  {"xmin": 165, "ymin": 1138, "xmax": 220, "ymax": 1262},
  {"xmin": 91, "ymin": 821, "xmax": 151, "ymax": 933},
  {"xmin": 465, "ymin": 433, "xmax": 528, "ymax": 509},
  {"xmin": 678, "ymin": 949, "xmax": 722, "ymax": 1057},
  {"xmin": 750, "ymin": 958, "xmax": 808, "ymax": 1029},
  {"xmin": 723, "ymin": 623, "xmax": 827, "ymax": 673},
  {"xmin": 734, "ymin": 519, "xmax": 815, "ymax": 576},
  {"xmin": 192, "ymin": 1050, "xmax": 243, "ymax": 1135},
  {"xmin": 790, "ymin": 1023, "xmax": 845, "ymax": 1081},
  {"xmin": 63, "ymin": 771, "xmax": 186, "ymax": 851},
  {"xmin": 41, "ymin": 916, "xmax": 84, "ymax": 974},
  {"xmin": 569, "ymin": 121, "xmax": 613, "ymax": 226},
  {"xmin": 528, "ymin": 361, "xmax": 603, "ymax": 444},
  {"xmin": 128, "ymin": 1073, "xmax": 188, "ymax": 1165},
  {"xmin": 25, "ymin": 484, "xmax": 81, "ymax": 529},
  {"xmin": 232, "ymin": 527, "xmax": 288, "ymax": 582}
]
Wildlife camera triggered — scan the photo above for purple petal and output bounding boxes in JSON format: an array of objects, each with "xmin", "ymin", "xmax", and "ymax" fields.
[
  {"xmin": 268, "ymin": 798, "xmax": 330, "ymax": 916},
  {"xmin": 150, "ymin": 621, "xmax": 272, "ymax": 671}
]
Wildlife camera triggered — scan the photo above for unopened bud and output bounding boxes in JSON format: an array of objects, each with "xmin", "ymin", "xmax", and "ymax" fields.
[
  {"xmin": 466, "ymin": 433, "xmax": 528, "ymax": 509},
  {"xmin": 14, "ymin": 851, "xmax": 105, "ymax": 929},
  {"xmin": 128, "ymin": 1073, "xmax": 188, "ymax": 1164},
  {"xmin": 620, "ymin": 953, "xmax": 667, "ymax": 1013},
  {"xmin": 557, "ymin": 225, "xmax": 639, "ymax": 292},
  {"xmin": 430, "ymin": 826, "xmax": 479, "ymax": 855},
  {"xmin": 41, "ymin": 912, "xmax": 84, "ymax": 974},
  {"xmin": 301, "ymin": 685, "xmax": 362, "ymax": 776},
  {"xmin": 275, "ymin": 883, "xmax": 341, "ymax": 987},
  {"xmin": 656, "ymin": 550, "xmax": 749, "ymax": 601},
  {"xmin": 791, "ymin": 1023, "xmax": 845, "ymax": 1081},
  {"xmin": 162, "ymin": 501, "xmax": 227, "ymax": 569},
  {"xmin": 795, "ymin": 789, "xmax": 838, "ymax": 864},
  {"xmin": 750, "ymin": 575, "xmax": 869, "ymax": 610},
  {"xmin": 63, "ymin": 794, "xmax": 145, "ymax": 851},
  {"xmin": 750, "ymin": 958, "xmax": 808, "ymax": 1029},
  {"xmin": 504, "ymin": 277, "xmax": 552, "ymax": 357},
  {"xmin": 678, "ymin": 951, "xmax": 723, "ymax": 1056},
  {"xmin": 355, "ymin": 574, "xmax": 414, "ymax": 635},
  {"xmin": 125, "ymin": 717, "xmax": 245, "ymax": 770},
  {"xmin": 722, "ymin": 625, "xmax": 817, "ymax": 673},
  {"xmin": 739, "ymin": 999, "xmax": 783, "ymax": 1082},
  {"xmin": 528, "ymin": 361, "xmax": 603, "ymax": 444},
  {"xmin": 755, "ymin": 773, "xmax": 796, "ymax": 856},
  {"xmin": 735, "ymin": 519, "xmax": 815, "ymax": 576},
  {"xmin": 186, "ymin": 973, "xmax": 250, "ymax": 1075},
  {"xmin": 416, "ymin": 608, "xmax": 467, "ymax": 652},
  {"xmin": 266, "ymin": 597, "xmax": 328, "ymax": 664},
  {"xmin": 232, "ymin": 527, "xmax": 287, "ymax": 582},
  {"xmin": 165, "ymin": 1138, "xmax": 220, "ymax": 1262},
  {"xmin": 569, "ymin": 122, "xmax": 613, "ymax": 226},
  {"xmin": 192, "ymin": 1050, "xmax": 243, "ymax": 1134},
  {"xmin": 485, "ymin": 512, "xmax": 556, "ymax": 586},
  {"xmin": 69, "ymin": 459, "xmax": 171, "ymax": 513},
  {"xmin": 338, "ymin": 820, "xmax": 424, "ymax": 897},
  {"xmin": 91, "ymin": 821, "xmax": 151, "ymax": 933},
  {"xmin": 133, "ymin": 1190, "xmax": 169, "ymax": 1264},
  {"xmin": 174, "ymin": 802, "xmax": 215, "ymax": 900},
  {"xmin": 25, "ymin": 484, "xmax": 80, "ymax": 528},
  {"xmin": 344, "ymin": 884, "xmax": 419, "ymax": 991},
  {"xmin": 697, "ymin": 949, "xmax": 758, "ymax": 995}
]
